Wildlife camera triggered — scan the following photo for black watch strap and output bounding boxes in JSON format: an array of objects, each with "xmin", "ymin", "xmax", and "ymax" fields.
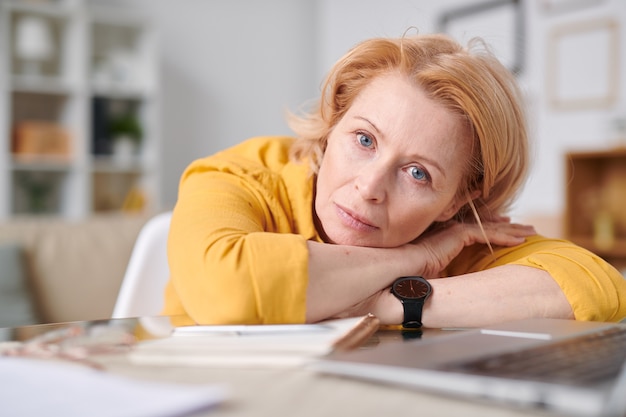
[{"xmin": 401, "ymin": 299, "xmax": 425, "ymax": 328}]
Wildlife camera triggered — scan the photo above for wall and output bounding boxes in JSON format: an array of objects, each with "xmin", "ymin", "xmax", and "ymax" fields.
[
  {"xmin": 123, "ymin": 0, "xmax": 319, "ymax": 207},
  {"xmin": 317, "ymin": 0, "xmax": 626, "ymax": 234},
  {"xmin": 519, "ymin": 0, "xmax": 626, "ymax": 223},
  {"xmin": 125, "ymin": 0, "xmax": 626, "ymax": 231}
]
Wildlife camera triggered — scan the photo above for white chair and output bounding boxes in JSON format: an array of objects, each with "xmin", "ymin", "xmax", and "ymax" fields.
[{"xmin": 112, "ymin": 211, "xmax": 173, "ymax": 319}]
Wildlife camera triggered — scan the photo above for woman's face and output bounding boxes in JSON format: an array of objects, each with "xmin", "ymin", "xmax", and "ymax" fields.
[{"xmin": 315, "ymin": 71, "xmax": 471, "ymax": 247}]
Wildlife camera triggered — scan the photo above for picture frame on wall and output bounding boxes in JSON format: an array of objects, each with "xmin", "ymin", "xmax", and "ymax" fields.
[
  {"xmin": 438, "ymin": 0, "xmax": 525, "ymax": 75},
  {"xmin": 547, "ymin": 18, "xmax": 619, "ymax": 110}
]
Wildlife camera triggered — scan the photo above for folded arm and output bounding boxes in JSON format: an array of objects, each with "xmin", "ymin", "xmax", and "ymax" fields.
[
  {"xmin": 364, "ymin": 264, "xmax": 574, "ymax": 328},
  {"xmin": 361, "ymin": 241, "xmax": 626, "ymax": 327},
  {"xmin": 305, "ymin": 221, "xmax": 554, "ymax": 324}
]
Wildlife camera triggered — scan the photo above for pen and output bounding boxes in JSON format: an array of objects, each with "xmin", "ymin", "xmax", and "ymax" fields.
[{"xmin": 331, "ymin": 314, "xmax": 380, "ymax": 352}]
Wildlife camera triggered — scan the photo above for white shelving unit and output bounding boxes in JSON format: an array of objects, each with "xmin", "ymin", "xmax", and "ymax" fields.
[{"xmin": 0, "ymin": 0, "xmax": 159, "ymax": 220}]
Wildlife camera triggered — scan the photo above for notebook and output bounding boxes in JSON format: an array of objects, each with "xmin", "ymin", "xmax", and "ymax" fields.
[
  {"xmin": 130, "ymin": 314, "xmax": 379, "ymax": 368},
  {"xmin": 310, "ymin": 318, "xmax": 626, "ymax": 417}
]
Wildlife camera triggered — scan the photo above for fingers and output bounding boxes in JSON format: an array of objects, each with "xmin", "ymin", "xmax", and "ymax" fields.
[
  {"xmin": 488, "ymin": 222, "xmax": 536, "ymax": 235},
  {"xmin": 471, "ymin": 221, "xmax": 536, "ymax": 246},
  {"xmin": 409, "ymin": 220, "xmax": 537, "ymax": 278}
]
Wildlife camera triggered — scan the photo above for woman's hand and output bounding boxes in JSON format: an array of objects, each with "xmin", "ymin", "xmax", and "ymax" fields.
[
  {"xmin": 306, "ymin": 219, "xmax": 536, "ymax": 324},
  {"xmin": 334, "ymin": 220, "xmax": 538, "ymax": 325},
  {"xmin": 411, "ymin": 220, "xmax": 536, "ymax": 278}
]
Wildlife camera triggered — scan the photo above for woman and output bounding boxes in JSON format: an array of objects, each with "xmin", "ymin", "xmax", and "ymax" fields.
[{"xmin": 163, "ymin": 33, "xmax": 626, "ymax": 327}]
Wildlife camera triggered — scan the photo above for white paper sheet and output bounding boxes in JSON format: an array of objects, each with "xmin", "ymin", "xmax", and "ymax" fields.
[{"xmin": 1, "ymin": 357, "xmax": 227, "ymax": 417}]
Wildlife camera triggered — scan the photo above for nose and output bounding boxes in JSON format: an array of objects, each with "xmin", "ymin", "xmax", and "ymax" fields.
[{"xmin": 354, "ymin": 160, "xmax": 389, "ymax": 203}]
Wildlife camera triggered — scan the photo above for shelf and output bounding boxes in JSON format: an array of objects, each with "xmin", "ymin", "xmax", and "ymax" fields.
[
  {"xmin": 92, "ymin": 170, "xmax": 142, "ymax": 213},
  {"xmin": 11, "ymin": 155, "xmax": 72, "ymax": 171},
  {"xmin": 91, "ymin": 156, "xmax": 143, "ymax": 173},
  {"xmin": 89, "ymin": 13, "xmax": 155, "ymax": 96},
  {"xmin": 90, "ymin": 86, "xmax": 150, "ymax": 100},
  {"xmin": 0, "ymin": 1, "xmax": 158, "ymax": 219},
  {"xmin": 564, "ymin": 148, "xmax": 626, "ymax": 269},
  {"xmin": 11, "ymin": 169, "xmax": 67, "ymax": 216},
  {"xmin": 11, "ymin": 75, "xmax": 76, "ymax": 95}
]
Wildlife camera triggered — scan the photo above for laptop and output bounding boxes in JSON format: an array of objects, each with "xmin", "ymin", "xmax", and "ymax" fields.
[{"xmin": 310, "ymin": 318, "xmax": 626, "ymax": 417}]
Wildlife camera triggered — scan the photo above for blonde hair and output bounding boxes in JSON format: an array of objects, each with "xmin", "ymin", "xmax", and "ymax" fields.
[{"xmin": 289, "ymin": 33, "xmax": 528, "ymax": 223}]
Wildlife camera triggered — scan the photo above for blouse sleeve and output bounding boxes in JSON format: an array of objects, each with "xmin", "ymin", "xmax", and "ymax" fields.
[
  {"xmin": 166, "ymin": 160, "xmax": 310, "ymax": 325},
  {"xmin": 449, "ymin": 236, "xmax": 626, "ymax": 322}
]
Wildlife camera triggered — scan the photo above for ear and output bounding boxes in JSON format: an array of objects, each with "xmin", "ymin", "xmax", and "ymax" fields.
[{"xmin": 435, "ymin": 189, "xmax": 481, "ymax": 222}]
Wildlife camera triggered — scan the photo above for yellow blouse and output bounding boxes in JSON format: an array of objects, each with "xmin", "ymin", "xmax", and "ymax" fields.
[{"xmin": 164, "ymin": 136, "xmax": 626, "ymax": 325}]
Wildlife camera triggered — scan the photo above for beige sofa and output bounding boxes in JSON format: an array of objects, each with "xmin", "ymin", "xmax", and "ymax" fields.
[{"xmin": 0, "ymin": 213, "xmax": 153, "ymax": 326}]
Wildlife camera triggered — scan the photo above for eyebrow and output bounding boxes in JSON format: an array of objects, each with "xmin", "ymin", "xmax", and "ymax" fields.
[{"xmin": 354, "ymin": 115, "xmax": 447, "ymax": 179}]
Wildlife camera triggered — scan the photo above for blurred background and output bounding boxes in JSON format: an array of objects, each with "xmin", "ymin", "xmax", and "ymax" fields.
[
  {"xmin": 0, "ymin": 0, "xmax": 625, "ymax": 326},
  {"xmin": 0, "ymin": 0, "xmax": 626, "ymax": 327}
]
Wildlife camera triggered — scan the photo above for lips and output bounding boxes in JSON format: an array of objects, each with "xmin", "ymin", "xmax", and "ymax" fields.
[{"xmin": 335, "ymin": 204, "xmax": 378, "ymax": 231}]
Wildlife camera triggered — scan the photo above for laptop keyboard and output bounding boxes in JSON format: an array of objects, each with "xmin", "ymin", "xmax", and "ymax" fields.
[{"xmin": 445, "ymin": 326, "xmax": 626, "ymax": 385}]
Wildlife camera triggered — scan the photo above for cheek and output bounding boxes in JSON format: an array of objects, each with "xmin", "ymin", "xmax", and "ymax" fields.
[
  {"xmin": 314, "ymin": 157, "xmax": 334, "ymax": 216},
  {"xmin": 315, "ymin": 157, "xmax": 330, "ymax": 196},
  {"xmin": 316, "ymin": 147, "xmax": 345, "ymax": 195}
]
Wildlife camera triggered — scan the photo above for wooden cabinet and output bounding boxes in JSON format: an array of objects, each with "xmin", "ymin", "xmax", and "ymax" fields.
[
  {"xmin": 564, "ymin": 148, "xmax": 626, "ymax": 270},
  {"xmin": 0, "ymin": 0, "xmax": 159, "ymax": 219}
]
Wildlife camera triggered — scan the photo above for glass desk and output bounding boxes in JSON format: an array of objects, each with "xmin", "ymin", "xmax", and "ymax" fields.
[{"xmin": 0, "ymin": 317, "xmax": 552, "ymax": 417}]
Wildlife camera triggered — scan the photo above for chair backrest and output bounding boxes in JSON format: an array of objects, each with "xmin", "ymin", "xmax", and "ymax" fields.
[{"xmin": 112, "ymin": 211, "xmax": 173, "ymax": 319}]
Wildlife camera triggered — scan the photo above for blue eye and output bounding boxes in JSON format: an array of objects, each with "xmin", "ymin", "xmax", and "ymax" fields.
[
  {"xmin": 409, "ymin": 166, "xmax": 427, "ymax": 181},
  {"xmin": 357, "ymin": 133, "xmax": 373, "ymax": 148}
]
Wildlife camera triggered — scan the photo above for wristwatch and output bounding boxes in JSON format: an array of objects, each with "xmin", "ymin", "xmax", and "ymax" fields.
[{"xmin": 390, "ymin": 276, "xmax": 432, "ymax": 328}]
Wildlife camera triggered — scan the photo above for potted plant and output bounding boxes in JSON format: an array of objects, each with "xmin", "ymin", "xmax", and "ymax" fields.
[{"xmin": 108, "ymin": 113, "xmax": 143, "ymax": 163}]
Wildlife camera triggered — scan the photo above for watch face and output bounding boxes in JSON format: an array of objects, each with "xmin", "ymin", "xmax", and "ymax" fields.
[{"xmin": 393, "ymin": 277, "xmax": 431, "ymax": 299}]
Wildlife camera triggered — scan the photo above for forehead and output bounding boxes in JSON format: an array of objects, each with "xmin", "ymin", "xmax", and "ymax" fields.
[
  {"xmin": 350, "ymin": 73, "xmax": 469, "ymax": 149},
  {"xmin": 343, "ymin": 72, "xmax": 472, "ymax": 185}
]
